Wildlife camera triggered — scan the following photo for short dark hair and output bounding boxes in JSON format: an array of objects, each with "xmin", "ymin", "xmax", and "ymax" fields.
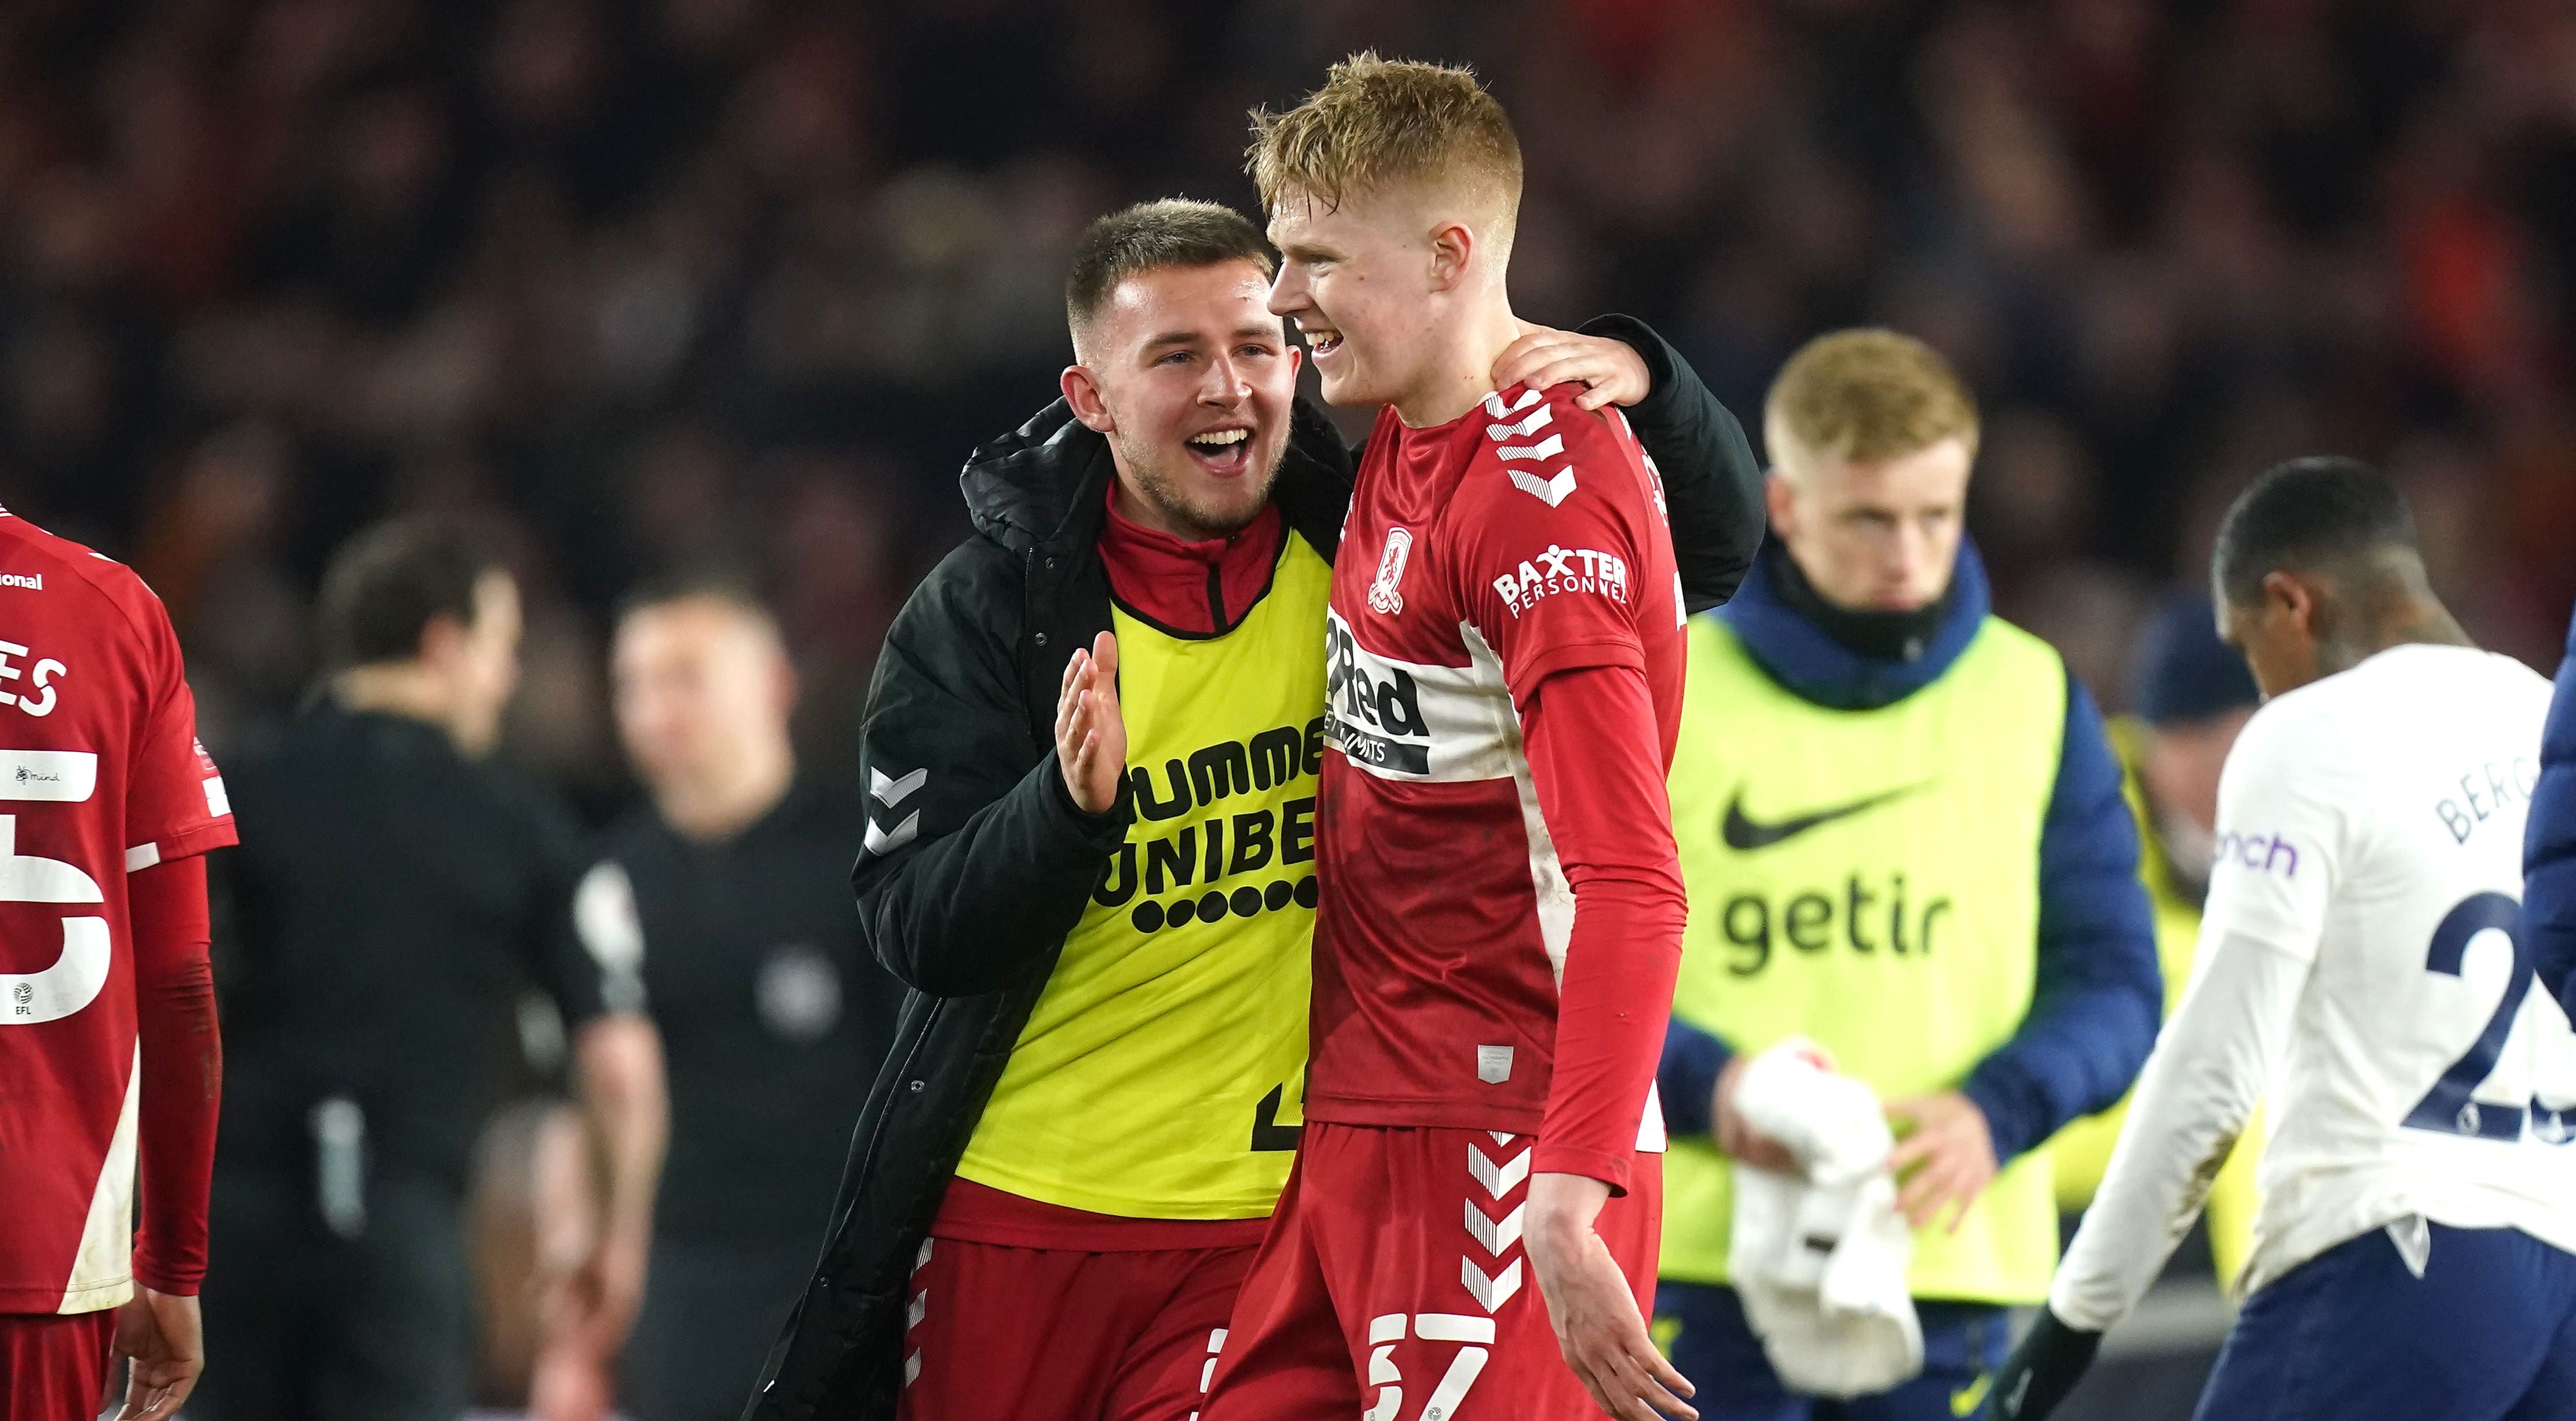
[
  {"xmin": 317, "ymin": 516, "xmax": 507, "ymax": 668},
  {"xmin": 1064, "ymin": 199, "xmax": 1275, "ymax": 352},
  {"xmin": 2211, "ymin": 456, "xmax": 2419, "ymax": 607},
  {"xmin": 616, "ymin": 562, "xmax": 777, "ymax": 631}
]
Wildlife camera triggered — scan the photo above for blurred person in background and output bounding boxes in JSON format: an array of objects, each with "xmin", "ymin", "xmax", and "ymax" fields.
[
  {"xmin": 560, "ymin": 569, "xmax": 903, "ymax": 1421},
  {"xmin": 1655, "ymin": 330, "xmax": 2161, "ymax": 1419},
  {"xmin": 0, "ymin": 506, "xmax": 235, "ymax": 1421},
  {"xmin": 752, "ymin": 195, "xmax": 1762, "ymax": 1420},
  {"xmin": 2052, "ymin": 593, "xmax": 2264, "ymax": 1288},
  {"xmin": 200, "ymin": 517, "xmax": 667, "ymax": 1421}
]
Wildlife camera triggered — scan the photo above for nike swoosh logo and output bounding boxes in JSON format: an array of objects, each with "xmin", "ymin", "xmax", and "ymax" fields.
[
  {"xmin": 1722, "ymin": 781, "xmax": 1933, "ymax": 851},
  {"xmin": 1952, "ymin": 1372, "xmax": 1993, "ymax": 1418}
]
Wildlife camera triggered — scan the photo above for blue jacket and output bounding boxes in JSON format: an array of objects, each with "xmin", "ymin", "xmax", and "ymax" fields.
[
  {"xmin": 2526, "ymin": 602, "xmax": 2576, "ymax": 1015},
  {"xmin": 1657, "ymin": 541, "xmax": 2164, "ymax": 1163}
]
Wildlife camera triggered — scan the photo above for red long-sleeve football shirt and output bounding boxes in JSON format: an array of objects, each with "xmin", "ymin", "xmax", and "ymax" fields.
[
  {"xmin": 0, "ymin": 507, "xmax": 235, "ymax": 1313},
  {"xmin": 1309, "ymin": 385, "xmax": 1688, "ymax": 1192}
]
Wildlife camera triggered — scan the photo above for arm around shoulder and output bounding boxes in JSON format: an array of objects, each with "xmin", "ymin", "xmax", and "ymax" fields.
[{"xmin": 1576, "ymin": 313, "xmax": 1765, "ymax": 613}]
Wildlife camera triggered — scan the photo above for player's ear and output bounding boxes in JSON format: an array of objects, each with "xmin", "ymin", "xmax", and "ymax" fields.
[
  {"xmin": 2261, "ymin": 570, "xmax": 2313, "ymax": 635},
  {"xmin": 415, "ymin": 612, "xmax": 470, "ymax": 673},
  {"xmin": 1426, "ymin": 219, "xmax": 1473, "ymax": 292},
  {"xmin": 1762, "ymin": 470, "xmax": 1799, "ymax": 539},
  {"xmin": 1062, "ymin": 366, "xmax": 1115, "ymax": 434}
]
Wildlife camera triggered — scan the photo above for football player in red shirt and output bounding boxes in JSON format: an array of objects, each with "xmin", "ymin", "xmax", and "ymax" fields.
[
  {"xmin": 1202, "ymin": 54, "xmax": 1697, "ymax": 1421},
  {"xmin": 0, "ymin": 507, "xmax": 232, "ymax": 1420}
]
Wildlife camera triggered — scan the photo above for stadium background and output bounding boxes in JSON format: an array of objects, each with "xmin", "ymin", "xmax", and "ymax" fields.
[{"xmin": 3, "ymin": 0, "xmax": 2574, "ymax": 1416}]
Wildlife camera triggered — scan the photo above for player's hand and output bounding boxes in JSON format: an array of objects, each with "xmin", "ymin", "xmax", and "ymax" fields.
[
  {"xmin": 1492, "ymin": 327, "xmax": 1653, "ymax": 410},
  {"xmin": 1886, "ymin": 1091, "xmax": 1999, "ymax": 1233},
  {"xmin": 529, "ymin": 1339, "xmax": 618, "ymax": 1421},
  {"xmin": 1055, "ymin": 631, "xmax": 1126, "ymax": 815},
  {"xmin": 1525, "ymin": 1171, "xmax": 1697, "ymax": 1421},
  {"xmin": 1712, "ymin": 1054, "xmax": 1801, "ymax": 1175},
  {"xmin": 1986, "ymin": 1307, "xmax": 2102, "ymax": 1419},
  {"xmin": 111, "ymin": 1285, "xmax": 203, "ymax": 1420},
  {"xmin": 555, "ymin": 1223, "xmax": 650, "ymax": 1358}
]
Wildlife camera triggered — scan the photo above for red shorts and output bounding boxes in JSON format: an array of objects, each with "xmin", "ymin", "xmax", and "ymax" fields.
[
  {"xmin": 1202, "ymin": 1123, "xmax": 1662, "ymax": 1421},
  {"xmin": 0, "ymin": 1310, "xmax": 115, "ymax": 1421},
  {"xmin": 897, "ymin": 1234, "xmax": 1257, "ymax": 1421}
]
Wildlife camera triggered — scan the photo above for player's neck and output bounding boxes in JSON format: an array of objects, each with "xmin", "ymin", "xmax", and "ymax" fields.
[
  {"xmin": 655, "ymin": 738, "xmax": 795, "ymax": 843},
  {"xmin": 1390, "ymin": 299, "xmax": 1529, "ymax": 429},
  {"xmin": 332, "ymin": 664, "xmax": 474, "ymax": 752},
  {"xmin": 2317, "ymin": 597, "xmax": 2475, "ymax": 678}
]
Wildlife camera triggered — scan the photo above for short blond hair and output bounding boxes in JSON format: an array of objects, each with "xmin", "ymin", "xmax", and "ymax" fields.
[
  {"xmin": 1764, "ymin": 329, "xmax": 1980, "ymax": 478},
  {"xmin": 1247, "ymin": 52, "xmax": 1521, "ymax": 240}
]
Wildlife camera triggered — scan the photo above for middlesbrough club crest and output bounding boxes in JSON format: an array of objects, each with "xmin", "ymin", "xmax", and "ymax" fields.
[{"xmin": 1367, "ymin": 527, "xmax": 1413, "ymax": 615}]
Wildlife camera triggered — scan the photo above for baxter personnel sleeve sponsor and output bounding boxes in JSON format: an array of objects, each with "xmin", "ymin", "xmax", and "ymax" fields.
[{"xmin": 1447, "ymin": 396, "xmax": 1664, "ymax": 698}]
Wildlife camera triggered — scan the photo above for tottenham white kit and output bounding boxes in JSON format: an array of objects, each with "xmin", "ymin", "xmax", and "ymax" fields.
[{"xmin": 2053, "ymin": 642, "xmax": 2576, "ymax": 1330}]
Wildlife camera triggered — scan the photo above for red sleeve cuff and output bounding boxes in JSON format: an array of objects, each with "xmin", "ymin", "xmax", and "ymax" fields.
[
  {"xmin": 1532, "ymin": 1144, "xmax": 1635, "ymax": 1196},
  {"xmin": 130, "ymin": 1258, "xmax": 201, "ymax": 1297}
]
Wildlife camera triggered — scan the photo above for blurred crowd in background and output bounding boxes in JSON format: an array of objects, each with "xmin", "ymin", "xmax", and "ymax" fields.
[
  {"xmin": 3, "ymin": 0, "xmax": 2575, "ymax": 1404},
  {"xmin": 7, "ymin": 0, "xmax": 2576, "ymax": 813}
]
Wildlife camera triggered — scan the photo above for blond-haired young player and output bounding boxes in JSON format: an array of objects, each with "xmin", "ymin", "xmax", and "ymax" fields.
[
  {"xmin": 1650, "ymin": 331, "xmax": 2160, "ymax": 1419},
  {"xmin": 1201, "ymin": 56, "xmax": 1698, "ymax": 1421}
]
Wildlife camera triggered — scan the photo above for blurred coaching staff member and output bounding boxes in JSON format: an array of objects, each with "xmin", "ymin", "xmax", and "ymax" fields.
[
  {"xmin": 0, "ymin": 507, "xmax": 233, "ymax": 1421},
  {"xmin": 1653, "ymin": 331, "xmax": 2161, "ymax": 1419},
  {"xmin": 198, "ymin": 518, "xmax": 667, "ymax": 1421},
  {"xmin": 582, "ymin": 573, "xmax": 902, "ymax": 1421}
]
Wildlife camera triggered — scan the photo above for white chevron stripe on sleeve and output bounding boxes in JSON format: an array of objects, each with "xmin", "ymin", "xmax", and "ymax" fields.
[
  {"xmin": 870, "ymin": 766, "xmax": 929, "ymax": 805},
  {"xmin": 1508, "ymin": 466, "xmax": 1578, "ymax": 507},
  {"xmin": 1495, "ymin": 433, "xmax": 1564, "ymax": 462},
  {"xmin": 865, "ymin": 810, "xmax": 920, "ymax": 856},
  {"xmin": 1481, "ymin": 388, "xmax": 1542, "ymax": 418},
  {"xmin": 1484, "ymin": 404, "xmax": 1553, "ymax": 441}
]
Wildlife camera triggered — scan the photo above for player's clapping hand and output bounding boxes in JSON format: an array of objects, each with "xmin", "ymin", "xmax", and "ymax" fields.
[
  {"xmin": 111, "ymin": 1286, "xmax": 203, "ymax": 1420},
  {"xmin": 1055, "ymin": 631, "xmax": 1127, "ymax": 814},
  {"xmin": 1492, "ymin": 327, "xmax": 1653, "ymax": 410},
  {"xmin": 1525, "ymin": 1172, "xmax": 1698, "ymax": 1421},
  {"xmin": 1886, "ymin": 1091, "xmax": 1999, "ymax": 1233}
]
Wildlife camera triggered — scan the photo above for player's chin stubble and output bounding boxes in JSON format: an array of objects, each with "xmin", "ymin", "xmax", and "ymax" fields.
[{"xmin": 1126, "ymin": 436, "xmax": 1283, "ymax": 543}]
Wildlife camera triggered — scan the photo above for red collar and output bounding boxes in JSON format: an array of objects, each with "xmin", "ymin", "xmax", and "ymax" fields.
[{"xmin": 1096, "ymin": 486, "xmax": 1285, "ymax": 635}]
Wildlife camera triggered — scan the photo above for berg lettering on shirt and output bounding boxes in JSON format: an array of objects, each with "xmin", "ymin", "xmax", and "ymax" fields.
[
  {"xmin": 2197, "ymin": 646, "xmax": 2576, "ymax": 1296},
  {"xmin": 1308, "ymin": 386, "xmax": 1684, "ymax": 1136},
  {"xmin": 0, "ymin": 511, "xmax": 235, "ymax": 1314}
]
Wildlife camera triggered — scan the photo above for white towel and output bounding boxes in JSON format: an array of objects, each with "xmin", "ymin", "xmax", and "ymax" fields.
[{"xmin": 1726, "ymin": 1038, "xmax": 1923, "ymax": 1398}]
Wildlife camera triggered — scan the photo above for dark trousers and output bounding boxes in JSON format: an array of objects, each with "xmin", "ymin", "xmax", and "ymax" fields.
[
  {"xmin": 2197, "ymin": 1222, "xmax": 2576, "ymax": 1421},
  {"xmin": 622, "ymin": 1236, "xmax": 818, "ymax": 1421},
  {"xmin": 192, "ymin": 1171, "xmax": 472, "ymax": 1421},
  {"xmin": 1654, "ymin": 1281, "xmax": 2010, "ymax": 1421}
]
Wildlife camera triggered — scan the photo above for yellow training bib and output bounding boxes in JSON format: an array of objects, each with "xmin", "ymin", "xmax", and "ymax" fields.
[
  {"xmin": 953, "ymin": 533, "xmax": 1331, "ymax": 1219},
  {"xmin": 1662, "ymin": 614, "xmax": 2070, "ymax": 1305}
]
